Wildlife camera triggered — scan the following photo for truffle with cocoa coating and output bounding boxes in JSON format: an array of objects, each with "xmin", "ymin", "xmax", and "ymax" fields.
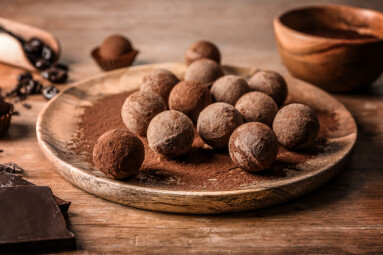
[
  {"xmin": 210, "ymin": 75, "xmax": 250, "ymax": 105},
  {"xmin": 197, "ymin": 103, "xmax": 243, "ymax": 149},
  {"xmin": 229, "ymin": 122, "xmax": 279, "ymax": 172},
  {"xmin": 272, "ymin": 103, "xmax": 320, "ymax": 150},
  {"xmin": 248, "ymin": 70, "xmax": 288, "ymax": 106},
  {"xmin": 235, "ymin": 91, "xmax": 278, "ymax": 126},
  {"xmin": 140, "ymin": 69, "xmax": 179, "ymax": 104},
  {"xmin": 168, "ymin": 80, "xmax": 212, "ymax": 122},
  {"xmin": 147, "ymin": 110, "xmax": 194, "ymax": 157},
  {"xmin": 99, "ymin": 34, "xmax": 133, "ymax": 60},
  {"xmin": 93, "ymin": 129, "xmax": 145, "ymax": 179},
  {"xmin": 185, "ymin": 40, "xmax": 221, "ymax": 65},
  {"xmin": 184, "ymin": 58, "xmax": 224, "ymax": 86},
  {"xmin": 121, "ymin": 91, "xmax": 166, "ymax": 136}
]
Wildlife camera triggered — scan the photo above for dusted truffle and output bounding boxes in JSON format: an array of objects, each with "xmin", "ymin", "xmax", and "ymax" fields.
[
  {"xmin": 140, "ymin": 69, "xmax": 179, "ymax": 104},
  {"xmin": 168, "ymin": 80, "xmax": 212, "ymax": 122},
  {"xmin": 229, "ymin": 122, "xmax": 279, "ymax": 172},
  {"xmin": 235, "ymin": 91, "xmax": 278, "ymax": 126},
  {"xmin": 273, "ymin": 103, "xmax": 320, "ymax": 150},
  {"xmin": 197, "ymin": 103, "xmax": 243, "ymax": 149},
  {"xmin": 184, "ymin": 58, "xmax": 224, "ymax": 86},
  {"xmin": 210, "ymin": 75, "xmax": 250, "ymax": 105},
  {"xmin": 147, "ymin": 110, "xmax": 194, "ymax": 157},
  {"xmin": 99, "ymin": 34, "xmax": 133, "ymax": 60},
  {"xmin": 248, "ymin": 70, "xmax": 288, "ymax": 107},
  {"xmin": 185, "ymin": 40, "xmax": 221, "ymax": 66},
  {"xmin": 121, "ymin": 91, "xmax": 166, "ymax": 136},
  {"xmin": 93, "ymin": 129, "xmax": 145, "ymax": 179}
]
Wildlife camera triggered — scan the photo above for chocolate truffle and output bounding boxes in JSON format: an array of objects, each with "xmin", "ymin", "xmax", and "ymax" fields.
[
  {"xmin": 147, "ymin": 110, "xmax": 194, "ymax": 157},
  {"xmin": 121, "ymin": 91, "xmax": 166, "ymax": 136},
  {"xmin": 99, "ymin": 34, "xmax": 133, "ymax": 60},
  {"xmin": 93, "ymin": 129, "xmax": 145, "ymax": 179},
  {"xmin": 235, "ymin": 91, "xmax": 278, "ymax": 126},
  {"xmin": 229, "ymin": 122, "xmax": 279, "ymax": 172},
  {"xmin": 210, "ymin": 75, "xmax": 250, "ymax": 105},
  {"xmin": 248, "ymin": 70, "xmax": 288, "ymax": 107},
  {"xmin": 168, "ymin": 80, "xmax": 212, "ymax": 122},
  {"xmin": 185, "ymin": 40, "xmax": 221, "ymax": 66},
  {"xmin": 184, "ymin": 58, "xmax": 224, "ymax": 86},
  {"xmin": 140, "ymin": 69, "xmax": 179, "ymax": 104},
  {"xmin": 197, "ymin": 103, "xmax": 243, "ymax": 149},
  {"xmin": 272, "ymin": 103, "xmax": 320, "ymax": 150}
]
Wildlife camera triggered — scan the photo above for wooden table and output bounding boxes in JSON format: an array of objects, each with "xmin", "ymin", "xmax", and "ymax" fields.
[{"xmin": 1, "ymin": 0, "xmax": 382, "ymax": 253}]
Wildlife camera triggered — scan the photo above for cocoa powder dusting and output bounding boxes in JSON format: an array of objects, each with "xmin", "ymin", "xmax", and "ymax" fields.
[{"xmin": 68, "ymin": 92, "xmax": 339, "ymax": 191}]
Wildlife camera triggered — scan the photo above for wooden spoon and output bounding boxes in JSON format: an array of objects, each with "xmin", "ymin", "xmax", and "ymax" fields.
[{"xmin": 0, "ymin": 17, "xmax": 60, "ymax": 71}]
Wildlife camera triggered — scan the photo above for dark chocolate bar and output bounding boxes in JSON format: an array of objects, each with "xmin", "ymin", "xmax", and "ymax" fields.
[
  {"xmin": 0, "ymin": 186, "xmax": 75, "ymax": 252},
  {"xmin": 0, "ymin": 172, "xmax": 71, "ymax": 212}
]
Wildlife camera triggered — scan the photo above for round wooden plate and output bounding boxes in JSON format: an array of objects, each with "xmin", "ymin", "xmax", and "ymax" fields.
[{"xmin": 36, "ymin": 62, "xmax": 357, "ymax": 214}]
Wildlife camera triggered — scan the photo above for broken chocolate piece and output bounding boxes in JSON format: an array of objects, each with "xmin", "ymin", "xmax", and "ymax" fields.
[
  {"xmin": 0, "ymin": 172, "xmax": 71, "ymax": 213},
  {"xmin": 0, "ymin": 186, "xmax": 75, "ymax": 252},
  {"xmin": 0, "ymin": 162, "xmax": 24, "ymax": 173}
]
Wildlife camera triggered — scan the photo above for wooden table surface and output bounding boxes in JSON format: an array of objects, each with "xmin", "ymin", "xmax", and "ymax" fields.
[{"xmin": 1, "ymin": 0, "xmax": 383, "ymax": 254}]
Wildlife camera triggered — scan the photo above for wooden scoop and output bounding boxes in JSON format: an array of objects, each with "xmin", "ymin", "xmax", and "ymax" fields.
[{"xmin": 0, "ymin": 17, "xmax": 60, "ymax": 71}]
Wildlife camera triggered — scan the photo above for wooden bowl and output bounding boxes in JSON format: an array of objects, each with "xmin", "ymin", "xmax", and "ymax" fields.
[
  {"xmin": 36, "ymin": 63, "xmax": 357, "ymax": 214},
  {"xmin": 0, "ymin": 17, "xmax": 60, "ymax": 71},
  {"xmin": 274, "ymin": 5, "xmax": 383, "ymax": 92}
]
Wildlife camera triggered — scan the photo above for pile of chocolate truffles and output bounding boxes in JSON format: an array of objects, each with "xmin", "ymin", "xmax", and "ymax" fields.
[{"xmin": 93, "ymin": 40, "xmax": 320, "ymax": 179}]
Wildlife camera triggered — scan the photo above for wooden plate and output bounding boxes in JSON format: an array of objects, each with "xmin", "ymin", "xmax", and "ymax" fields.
[{"xmin": 36, "ymin": 62, "xmax": 357, "ymax": 214}]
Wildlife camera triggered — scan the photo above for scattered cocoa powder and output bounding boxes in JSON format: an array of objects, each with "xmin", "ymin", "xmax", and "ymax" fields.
[{"xmin": 68, "ymin": 91, "xmax": 339, "ymax": 191}]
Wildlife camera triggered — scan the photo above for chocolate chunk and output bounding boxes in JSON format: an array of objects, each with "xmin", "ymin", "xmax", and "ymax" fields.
[
  {"xmin": 0, "ymin": 162, "xmax": 24, "ymax": 173},
  {"xmin": 0, "ymin": 186, "xmax": 75, "ymax": 252},
  {"xmin": 42, "ymin": 85, "xmax": 60, "ymax": 100},
  {"xmin": 0, "ymin": 171, "xmax": 71, "ymax": 213}
]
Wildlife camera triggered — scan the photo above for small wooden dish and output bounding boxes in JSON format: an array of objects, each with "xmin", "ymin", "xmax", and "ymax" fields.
[
  {"xmin": 0, "ymin": 17, "xmax": 60, "ymax": 71},
  {"xmin": 36, "ymin": 63, "xmax": 357, "ymax": 214},
  {"xmin": 274, "ymin": 5, "xmax": 383, "ymax": 92}
]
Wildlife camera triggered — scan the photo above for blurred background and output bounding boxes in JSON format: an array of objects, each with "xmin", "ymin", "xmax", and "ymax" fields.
[{"xmin": 1, "ymin": 0, "xmax": 382, "ymax": 81}]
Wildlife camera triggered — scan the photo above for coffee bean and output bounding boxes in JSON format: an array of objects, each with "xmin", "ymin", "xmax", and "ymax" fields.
[
  {"xmin": 53, "ymin": 63, "xmax": 69, "ymax": 71},
  {"xmin": 25, "ymin": 80, "xmax": 42, "ymax": 95},
  {"xmin": 35, "ymin": 58, "xmax": 50, "ymax": 70},
  {"xmin": 24, "ymin": 41, "xmax": 41, "ymax": 54},
  {"xmin": 30, "ymin": 37, "xmax": 43, "ymax": 49},
  {"xmin": 42, "ymin": 85, "xmax": 60, "ymax": 100},
  {"xmin": 22, "ymin": 103, "xmax": 32, "ymax": 109},
  {"xmin": 17, "ymin": 72, "xmax": 32, "ymax": 81},
  {"xmin": 42, "ymin": 45, "xmax": 56, "ymax": 63},
  {"xmin": 41, "ymin": 67, "xmax": 68, "ymax": 83}
]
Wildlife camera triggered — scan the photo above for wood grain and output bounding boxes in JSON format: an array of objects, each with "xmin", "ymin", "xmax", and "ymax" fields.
[{"xmin": 0, "ymin": 0, "xmax": 382, "ymax": 253}]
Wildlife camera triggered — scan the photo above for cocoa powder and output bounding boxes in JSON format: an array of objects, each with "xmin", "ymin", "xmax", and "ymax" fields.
[{"xmin": 68, "ymin": 92, "xmax": 339, "ymax": 191}]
